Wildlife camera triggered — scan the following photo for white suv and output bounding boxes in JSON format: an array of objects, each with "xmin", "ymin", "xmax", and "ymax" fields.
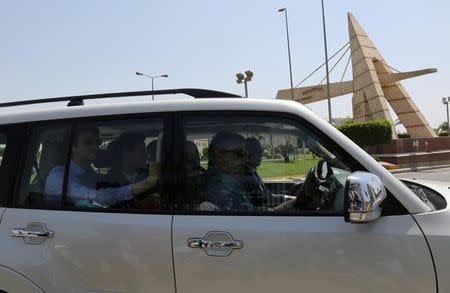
[{"xmin": 0, "ymin": 89, "xmax": 447, "ymax": 293}]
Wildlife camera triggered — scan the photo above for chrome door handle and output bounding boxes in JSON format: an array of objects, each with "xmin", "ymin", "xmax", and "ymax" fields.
[
  {"xmin": 188, "ymin": 238, "xmax": 243, "ymax": 249},
  {"xmin": 187, "ymin": 232, "xmax": 243, "ymax": 256},
  {"xmin": 11, "ymin": 228, "xmax": 54, "ymax": 238}
]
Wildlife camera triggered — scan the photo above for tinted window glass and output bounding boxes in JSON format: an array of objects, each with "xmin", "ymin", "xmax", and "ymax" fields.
[
  {"xmin": 17, "ymin": 117, "xmax": 169, "ymax": 212},
  {"xmin": 179, "ymin": 115, "xmax": 357, "ymax": 214},
  {"xmin": 17, "ymin": 125, "xmax": 71, "ymax": 207},
  {"xmin": 45, "ymin": 118, "xmax": 167, "ymax": 211}
]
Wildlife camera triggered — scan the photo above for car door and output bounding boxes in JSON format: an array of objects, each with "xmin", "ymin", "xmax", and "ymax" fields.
[
  {"xmin": 0, "ymin": 115, "xmax": 175, "ymax": 293},
  {"xmin": 171, "ymin": 112, "xmax": 435, "ymax": 293}
]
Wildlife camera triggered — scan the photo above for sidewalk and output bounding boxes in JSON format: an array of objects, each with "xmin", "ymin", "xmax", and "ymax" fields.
[{"xmin": 390, "ymin": 164, "xmax": 450, "ymax": 174}]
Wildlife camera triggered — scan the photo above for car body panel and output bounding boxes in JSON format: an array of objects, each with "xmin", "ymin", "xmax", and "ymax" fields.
[
  {"xmin": 0, "ymin": 265, "xmax": 44, "ymax": 293},
  {"xmin": 414, "ymin": 207, "xmax": 450, "ymax": 293},
  {"xmin": 173, "ymin": 215, "xmax": 435, "ymax": 293},
  {"xmin": 0, "ymin": 97, "xmax": 441, "ymax": 292},
  {"xmin": 0, "ymin": 209, "xmax": 174, "ymax": 293},
  {"xmin": 409, "ymin": 179, "xmax": 450, "ymax": 293}
]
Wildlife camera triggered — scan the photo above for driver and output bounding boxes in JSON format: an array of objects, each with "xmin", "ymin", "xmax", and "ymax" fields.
[
  {"xmin": 44, "ymin": 126, "xmax": 159, "ymax": 208},
  {"xmin": 200, "ymin": 131, "xmax": 255, "ymax": 211}
]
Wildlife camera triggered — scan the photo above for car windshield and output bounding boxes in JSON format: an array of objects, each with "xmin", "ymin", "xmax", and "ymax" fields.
[{"xmin": 402, "ymin": 180, "xmax": 447, "ymax": 211}]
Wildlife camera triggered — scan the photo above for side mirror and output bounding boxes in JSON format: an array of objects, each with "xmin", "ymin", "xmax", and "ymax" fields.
[{"xmin": 344, "ymin": 172, "xmax": 387, "ymax": 223}]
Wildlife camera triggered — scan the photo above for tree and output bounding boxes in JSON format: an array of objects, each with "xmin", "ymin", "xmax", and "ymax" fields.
[
  {"xmin": 265, "ymin": 145, "xmax": 276, "ymax": 159},
  {"xmin": 438, "ymin": 122, "xmax": 449, "ymax": 135},
  {"xmin": 202, "ymin": 147, "xmax": 209, "ymax": 159},
  {"xmin": 276, "ymin": 142, "xmax": 297, "ymax": 163}
]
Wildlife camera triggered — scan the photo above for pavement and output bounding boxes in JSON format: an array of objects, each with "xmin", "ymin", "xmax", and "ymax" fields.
[{"xmin": 394, "ymin": 166, "xmax": 450, "ymax": 182}]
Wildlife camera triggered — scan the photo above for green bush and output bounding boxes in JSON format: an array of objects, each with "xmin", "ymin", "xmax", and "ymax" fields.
[
  {"xmin": 337, "ymin": 119, "xmax": 392, "ymax": 148},
  {"xmin": 438, "ymin": 132, "xmax": 448, "ymax": 137},
  {"xmin": 397, "ymin": 133, "xmax": 411, "ymax": 139}
]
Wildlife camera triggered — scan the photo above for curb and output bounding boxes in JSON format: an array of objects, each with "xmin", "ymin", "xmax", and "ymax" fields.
[{"xmin": 390, "ymin": 164, "xmax": 450, "ymax": 174}]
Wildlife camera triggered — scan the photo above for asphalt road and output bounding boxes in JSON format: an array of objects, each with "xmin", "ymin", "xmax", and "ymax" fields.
[{"xmin": 395, "ymin": 167, "xmax": 450, "ymax": 182}]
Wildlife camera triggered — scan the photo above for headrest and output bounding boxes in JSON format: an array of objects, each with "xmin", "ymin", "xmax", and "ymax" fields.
[
  {"xmin": 94, "ymin": 149, "xmax": 113, "ymax": 168},
  {"xmin": 94, "ymin": 141, "xmax": 119, "ymax": 169},
  {"xmin": 185, "ymin": 141, "xmax": 200, "ymax": 165}
]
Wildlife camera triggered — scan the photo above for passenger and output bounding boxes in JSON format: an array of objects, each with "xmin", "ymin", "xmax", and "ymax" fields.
[
  {"xmin": 43, "ymin": 126, "xmax": 159, "ymax": 208},
  {"xmin": 185, "ymin": 141, "xmax": 205, "ymax": 177},
  {"xmin": 182, "ymin": 141, "xmax": 206, "ymax": 208},
  {"xmin": 103, "ymin": 132, "xmax": 160, "ymax": 209},
  {"xmin": 105, "ymin": 132, "xmax": 148, "ymax": 187},
  {"xmin": 200, "ymin": 132, "xmax": 254, "ymax": 211},
  {"xmin": 242, "ymin": 137, "xmax": 272, "ymax": 207}
]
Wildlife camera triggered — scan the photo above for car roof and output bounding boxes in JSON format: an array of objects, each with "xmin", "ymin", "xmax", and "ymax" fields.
[{"xmin": 0, "ymin": 97, "xmax": 308, "ymax": 125}]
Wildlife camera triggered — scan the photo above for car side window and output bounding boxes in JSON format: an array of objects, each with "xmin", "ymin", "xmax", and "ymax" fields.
[
  {"xmin": 17, "ymin": 125, "xmax": 71, "ymax": 208},
  {"xmin": 64, "ymin": 118, "xmax": 166, "ymax": 211},
  {"xmin": 18, "ymin": 117, "xmax": 169, "ymax": 212},
  {"xmin": 179, "ymin": 114, "xmax": 359, "ymax": 214}
]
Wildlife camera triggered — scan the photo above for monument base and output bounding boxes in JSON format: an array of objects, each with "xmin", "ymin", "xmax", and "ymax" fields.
[{"xmin": 367, "ymin": 137, "xmax": 450, "ymax": 168}]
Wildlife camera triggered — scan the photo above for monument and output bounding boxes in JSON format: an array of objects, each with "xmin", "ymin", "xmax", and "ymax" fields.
[{"xmin": 277, "ymin": 13, "xmax": 437, "ymax": 139}]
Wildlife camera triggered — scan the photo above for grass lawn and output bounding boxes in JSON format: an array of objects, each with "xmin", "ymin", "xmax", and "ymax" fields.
[
  {"xmin": 258, "ymin": 156, "xmax": 319, "ymax": 179},
  {"xmin": 201, "ymin": 154, "xmax": 319, "ymax": 180}
]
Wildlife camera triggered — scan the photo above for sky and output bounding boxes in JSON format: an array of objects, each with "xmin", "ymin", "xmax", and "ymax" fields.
[{"xmin": 1, "ymin": 1, "xmax": 449, "ymax": 128}]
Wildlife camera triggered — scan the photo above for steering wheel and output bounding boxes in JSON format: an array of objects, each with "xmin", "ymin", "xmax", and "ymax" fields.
[{"xmin": 290, "ymin": 166, "xmax": 323, "ymax": 211}]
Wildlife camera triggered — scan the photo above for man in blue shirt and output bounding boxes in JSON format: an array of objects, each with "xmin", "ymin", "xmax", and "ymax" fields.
[{"xmin": 44, "ymin": 126, "xmax": 158, "ymax": 208}]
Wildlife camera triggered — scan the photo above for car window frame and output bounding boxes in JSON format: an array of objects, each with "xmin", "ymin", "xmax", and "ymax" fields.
[
  {"xmin": 0, "ymin": 124, "xmax": 27, "ymax": 207},
  {"xmin": 0, "ymin": 130, "xmax": 8, "ymax": 169},
  {"xmin": 11, "ymin": 112, "xmax": 175, "ymax": 215},
  {"xmin": 174, "ymin": 110, "xmax": 408, "ymax": 217}
]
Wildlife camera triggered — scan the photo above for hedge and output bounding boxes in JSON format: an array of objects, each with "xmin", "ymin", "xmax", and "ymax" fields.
[
  {"xmin": 397, "ymin": 133, "xmax": 411, "ymax": 139},
  {"xmin": 337, "ymin": 119, "xmax": 392, "ymax": 148}
]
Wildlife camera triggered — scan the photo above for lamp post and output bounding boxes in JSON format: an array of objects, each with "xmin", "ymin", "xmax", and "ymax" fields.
[
  {"xmin": 320, "ymin": 0, "xmax": 332, "ymax": 124},
  {"xmin": 278, "ymin": 8, "xmax": 294, "ymax": 100},
  {"xmin": 443, "ymin": 97, "xmax": 450, "ymax": 134},
  {"xmin": 135, "ymin": 72, "xmax": 168, "ymax": 100},
  {"xmin": 236, "ymin": 70, "xmax": 253, "ymax": 97}
]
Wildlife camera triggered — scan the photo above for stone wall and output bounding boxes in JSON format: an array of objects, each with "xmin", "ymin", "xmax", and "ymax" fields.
[{"xmin": 367, "ymin": 137, "xmax": 450, "ymax": 167}]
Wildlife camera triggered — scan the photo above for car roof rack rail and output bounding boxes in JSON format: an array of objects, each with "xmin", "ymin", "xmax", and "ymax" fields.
[{"xmin": 0, "ymin": 88, "xmax": 241, "ymax": 108}]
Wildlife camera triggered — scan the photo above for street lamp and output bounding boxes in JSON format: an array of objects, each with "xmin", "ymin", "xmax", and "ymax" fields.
[
  {"xmin": 135, "ymin": 71, "xmax": 169, "ymax": 100},
  {"xmin": 236, "ymin": 70, "xmax": 253, "ymax": 97},
  {"xmin": 320, "ymin": 0, "xmax": 332, "ymax": 124},
  {"xmin": 443, "ymin": 97, "xmax": 450, "ymax": 134},
  {"xmin": 278, "ymin": 8, "xmax": 295, "ymax": 100}
]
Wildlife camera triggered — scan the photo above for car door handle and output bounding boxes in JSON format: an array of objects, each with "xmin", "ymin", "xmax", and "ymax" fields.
[
  {"xmin": 187, "ymin": 238, "xmax": 243, "ymax": 249},
  {"xmin": 11, "ymin": 228, "xmax": 54, "ymax": 238}
]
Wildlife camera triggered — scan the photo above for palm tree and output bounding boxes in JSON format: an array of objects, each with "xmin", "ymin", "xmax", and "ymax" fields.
[
  {"xmin": 438, "ymin": 122, "xmax": 449, "ymax": 134},
  {"xmin": 276, "ymin": 143, "xmax": 297, "ymax": 163}
]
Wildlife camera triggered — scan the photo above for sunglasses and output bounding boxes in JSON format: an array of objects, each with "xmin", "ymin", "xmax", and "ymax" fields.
[{"xmin": 219, "ymin": 149, "xmax": 248, "ymax": 158}]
